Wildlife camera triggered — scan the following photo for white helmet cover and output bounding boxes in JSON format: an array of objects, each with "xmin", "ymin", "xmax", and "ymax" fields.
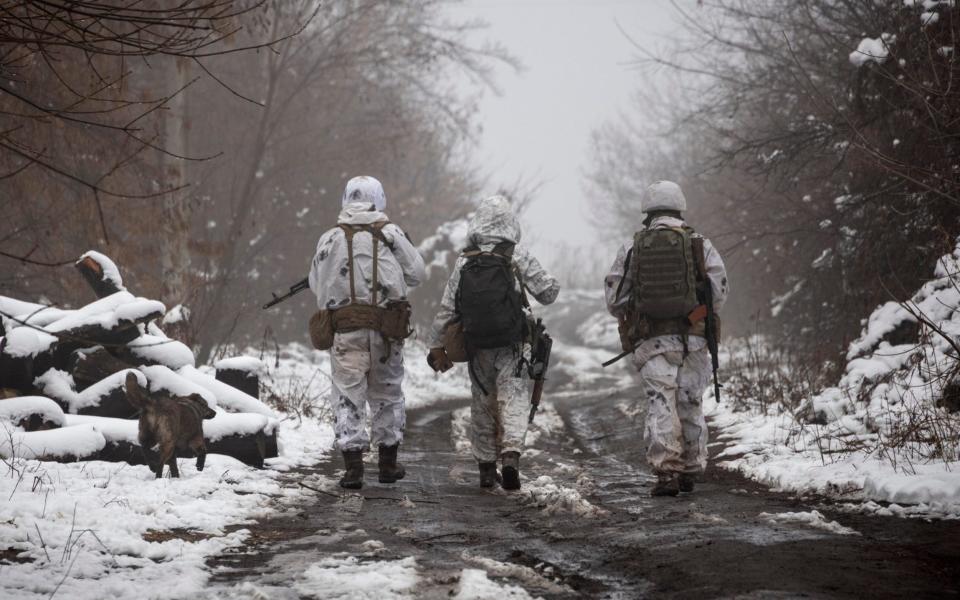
[
  {"xmin": 342, "ymin": 176, "xmax": 387, "ymax": 211},
  {"xmin": 643, "ymin": 180, "xmax": 687, "ymax": 213}
]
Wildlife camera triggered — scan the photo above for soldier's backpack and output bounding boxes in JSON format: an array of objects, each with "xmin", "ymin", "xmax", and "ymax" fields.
[
  {"xmin": 456, "ymin": 242, "xmax": 527, "ymax": 351},
  {"xmin": 629, "ymin": 227, "xmax": 699, "ymax": 320}
]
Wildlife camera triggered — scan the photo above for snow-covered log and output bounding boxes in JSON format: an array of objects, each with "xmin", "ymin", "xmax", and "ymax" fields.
[
  {"xmin": 64, "ymin": 412, "xmax": 278, "ymax": 468},
  {"xmin": 68, "ymin": 347, "xmax": 136, "ymax": 391},
  {"xmin": 118, "ymin": 333, "xmax": 195, "ymax": 370},
  {"xmin": 34, "ymin": 368, "xmax": 145, "ymax": 418},
  {"xmin": 75, "ymin": 251, "xmax": 125, "ymax": 298},
  {"xmin": 139, "ymin": 365, "xmax": 217, "ymax": 410},
  {"xmin": 0, "ymin": 396, "xmax": 65, "ymax": 431},
  {"xmin": 0, "ymin": 292, "xmax": 165, "ymax": 392},
  {"xmin": 214, "ymin": 356, "xmax": 264, "ymax": 400},
  {"xmin": 0, "ymin": 424, "xmax": 106, "ymax": 461},
  {"xmin": 179, "ymin": 365, "xmax": 275, "ymax": 418}
]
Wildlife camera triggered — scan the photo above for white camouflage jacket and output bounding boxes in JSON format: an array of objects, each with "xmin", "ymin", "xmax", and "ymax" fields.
[
  {"xmin": 428, "ymin": 196, "xmax": 560, "ymax": 348},
  {"xmin": 309, "ymin": 203, "xmax": 426, "ymax": 310}
]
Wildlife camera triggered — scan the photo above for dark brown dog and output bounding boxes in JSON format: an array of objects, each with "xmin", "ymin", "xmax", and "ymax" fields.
[{"xmin": 125, "ymin": 372, "xmax": 216, "ymax": 478}]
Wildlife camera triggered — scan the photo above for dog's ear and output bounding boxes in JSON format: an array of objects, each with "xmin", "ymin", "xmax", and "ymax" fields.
[{"xmin": 124, "ymin": 372, "xmax": 148, "ymax": 409}]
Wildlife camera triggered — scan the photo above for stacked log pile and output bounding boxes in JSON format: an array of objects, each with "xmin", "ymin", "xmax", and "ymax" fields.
[{"xmin": 0, "ymin": 251, "xmax": 278, "ymax": 469}]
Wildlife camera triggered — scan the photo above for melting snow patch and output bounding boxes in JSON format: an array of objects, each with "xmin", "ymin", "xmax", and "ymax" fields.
[
  {"xmin": 519, "ymin": 475, "xmax": 608, "ymax": 518},
  {"xmin": 455, "ymin": 568, "xmax": 536, "ymax": 599},
  {"xmin": 760, "ymin": 510, "xmax": 860, "ymax": 536},
  {"xmin": 295, "ymin": 556, "xmax": 419, "ymax": 599},
  {"xmin": 461, "ymin": 552, "xmax": 569, "ymax": 595}
]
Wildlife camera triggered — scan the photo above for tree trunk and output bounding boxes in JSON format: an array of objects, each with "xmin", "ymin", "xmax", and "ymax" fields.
[{"xmin": 161, "ymin": 56, "xmax": 193, "ymax": 344}]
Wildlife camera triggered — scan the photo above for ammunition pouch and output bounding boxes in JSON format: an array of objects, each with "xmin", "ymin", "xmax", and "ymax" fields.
[
  {"xmin": 309, "ymin": 310, "xmax": 335, "ymax": 350},
  {"xmin": 331, "ymin": 301, "xmax": 413, "ymax": 341},
  {"xmin": 380, "ymin": 301, "xmax": 413, "ymax": 340}
]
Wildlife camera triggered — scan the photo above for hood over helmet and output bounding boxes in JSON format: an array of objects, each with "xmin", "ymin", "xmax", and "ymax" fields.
[
  {"xmin": 467, "ymin": 195, "xmax": 521, "ymax": 246},
  {"xmin": 342, "ymin": 176, "xmax": 387, "ymax": 211},
  {"xmin": 643, "ymin": 180, "xmax": 687, "ymax": 213}
]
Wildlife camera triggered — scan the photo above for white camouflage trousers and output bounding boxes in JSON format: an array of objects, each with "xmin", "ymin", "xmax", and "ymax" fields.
[
  {"xmin": 330, "ymin": 330, "xmax": 406, "ymax": 452},
  {"xmin": 636, "ymin": 348, "xmax": 710, "ymax": 475},
  {"xmin": 469, "ymin": 346, "xmax": 531, "ymax": 463}
]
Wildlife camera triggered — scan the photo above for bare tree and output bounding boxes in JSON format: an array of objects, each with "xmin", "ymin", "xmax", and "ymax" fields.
[{"xmin": 589, "ymin": 0, "xmax": 960, "ymax": 364}]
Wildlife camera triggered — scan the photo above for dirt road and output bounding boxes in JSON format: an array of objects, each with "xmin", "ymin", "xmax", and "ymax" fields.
[{"xmin": 205, "ymin": 389, "xmax": 960, "ymax": 599}]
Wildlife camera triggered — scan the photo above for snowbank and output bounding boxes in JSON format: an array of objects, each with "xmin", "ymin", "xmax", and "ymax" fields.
[{"xmin": 709, "ymin": 240, "xmax": 960, "ymax": 517}]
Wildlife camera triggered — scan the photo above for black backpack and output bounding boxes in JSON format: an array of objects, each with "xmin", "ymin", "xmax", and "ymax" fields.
[{"xmin": 456, "ymin": 242, "xmax": 527, "ymax": 351}]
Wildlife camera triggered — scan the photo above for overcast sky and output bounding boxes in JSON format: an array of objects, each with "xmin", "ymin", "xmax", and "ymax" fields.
[{"xmin": 446, "ymin": 0, "xmax": 689, "ymax": 255}]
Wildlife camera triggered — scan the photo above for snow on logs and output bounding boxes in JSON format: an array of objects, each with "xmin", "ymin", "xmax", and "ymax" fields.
[{"xmin": 0, "ymin": 250, "xmax": 279, "ymax": 468}]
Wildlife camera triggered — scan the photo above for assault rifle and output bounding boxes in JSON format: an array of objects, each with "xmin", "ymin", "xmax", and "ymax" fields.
[
  {"xmin": 693, "ymin": 239, "xmax": 722, "ymax": 403},
  {"xmin": 528, "ymin": 318, "xmax": 553, "ymax": 424},
  {"xmin": 263, "ymin": 278, "xmax": 309, "ymax": 310},
  {"xmin": 702, "ymin": 286, "xmax": 722, "ymax": 403}
]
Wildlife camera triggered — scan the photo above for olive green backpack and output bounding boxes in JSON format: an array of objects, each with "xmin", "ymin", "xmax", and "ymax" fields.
[{"xmin": 629, "ymin": 227, "xmax": 699, "ymax": 321}]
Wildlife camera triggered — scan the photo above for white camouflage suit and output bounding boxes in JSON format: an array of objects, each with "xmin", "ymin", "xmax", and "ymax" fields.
[
  {"xmin": 605, "ymin": 215, "xmax": 728, "ymax": 476},
  {"xmin": 429, "ymin": 196, "xmax": 560, "ymax": 463},
  {"xmin": 309, "ymin": 177, "xmax": 426, "ymax": 452}
]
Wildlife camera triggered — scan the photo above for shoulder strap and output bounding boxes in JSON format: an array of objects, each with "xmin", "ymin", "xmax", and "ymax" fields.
[
  {"xmin": 339, "ymin": 225, "xmax": 358, "ymax": 303},
  {"xmin": 514, "ymin": 263, "xmax": 530, "ymax": 309},
  {"xmin": 691, "ymin": 235, "xmax": 707, "ymax": 283}
]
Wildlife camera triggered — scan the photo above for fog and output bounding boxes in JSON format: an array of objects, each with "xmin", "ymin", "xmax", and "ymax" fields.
[{"xmin": 447, "ymin": 0, "xmax": 685, "ymax": 256}]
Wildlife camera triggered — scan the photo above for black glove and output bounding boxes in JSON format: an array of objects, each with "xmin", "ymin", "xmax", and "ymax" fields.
[{"xmin": 427, "ymin": 347, "xmax": 454, "ymax": 373}]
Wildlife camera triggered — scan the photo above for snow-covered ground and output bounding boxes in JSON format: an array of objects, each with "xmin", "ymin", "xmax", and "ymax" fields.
[
  {"xmin": 0, "ymin": 338, "xmax": 470, "ymax": 599},
  {"xmin": 706, "ymin": 239, "xmax": 960, "ymax": 519}
]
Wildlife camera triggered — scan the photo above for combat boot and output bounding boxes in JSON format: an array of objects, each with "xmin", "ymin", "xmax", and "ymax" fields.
[
  {"xmin": 678, "ymin": 473, "xmax": 696, "ymax": 493},
  {"xmin": 378, "ymin": 444, "xmax": 406, "ymax": 484},
  {"xmin": 501, "ymin": 451, "xmax": 521, "ymax": 491},
  {"xmin": 479, "ymin": 462, "xmax": 500, "ymax": 488},
  {"xmin": 340, "ymin": 450, "xmax": 364, "ymax": 489},
  {"xmin": 651, "ymin": 473, "xmax": 680, "ymax": 497}
]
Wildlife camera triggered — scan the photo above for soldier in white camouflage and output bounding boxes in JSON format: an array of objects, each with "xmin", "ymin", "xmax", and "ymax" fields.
[
  {"xmin": 427, "ymin": 196, "xmax": 560, "ymax": 490},
  {"xmin": 604, "ymin": 181, "xmax": 729, "ymax": 496},
  {"xmin": 309, "ymin": 176, "xmax": 426, "ymax": 489}
]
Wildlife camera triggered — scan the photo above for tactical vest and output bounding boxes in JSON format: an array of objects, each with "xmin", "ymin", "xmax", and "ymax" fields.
[
  {"xmin": 620, "ymin": 226, "xmax": 708, "ymax": 345},
  {"xmin": 330, "ymin": 222, "xmax": 412, "ymax": 340},
  {"xmin": 456, "ymin": 242, "xmax": 528, "ymax": 351}
]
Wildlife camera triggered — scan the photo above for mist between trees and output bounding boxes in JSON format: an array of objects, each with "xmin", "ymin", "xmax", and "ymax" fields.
[
  {"xmin": 586, "ymin": 0, "xmax": 959, "ymax": 378},
  {"xmin": 0, "ymin": 1, "xmax": 515, "ymax": 362},
  {"xmin": 2, "ymin": 0, "xmax": 957, "ymax": 375}
]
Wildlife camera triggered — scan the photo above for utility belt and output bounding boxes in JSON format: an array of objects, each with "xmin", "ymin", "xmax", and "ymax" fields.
[
  {"xmin": 618, "ymin": 309, "xmax": 720, "ymax": 353},
  {"xmin": 332, "ymin": 301, "xmax": 412, "ymax": 339}
]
